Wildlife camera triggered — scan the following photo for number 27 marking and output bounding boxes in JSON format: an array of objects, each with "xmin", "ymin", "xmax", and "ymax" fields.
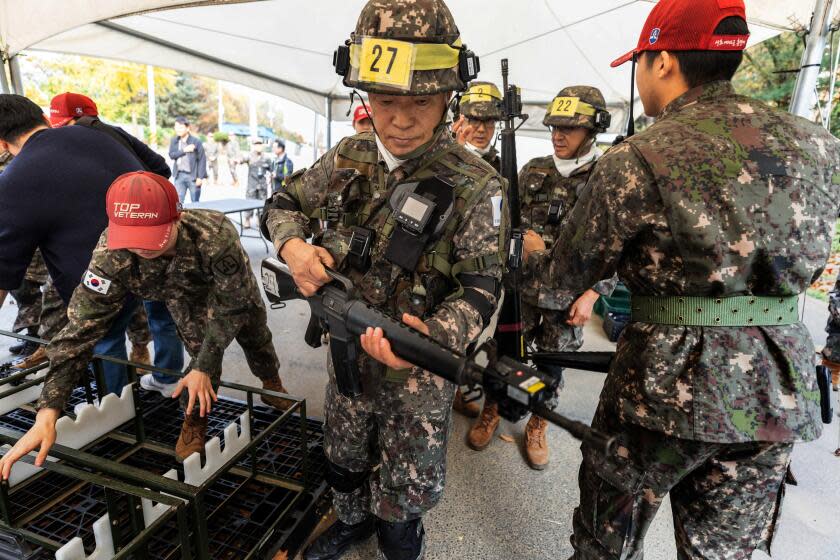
[{"xmin": 370, "ymin": 45, "xmax": 399, "ymax": 74}]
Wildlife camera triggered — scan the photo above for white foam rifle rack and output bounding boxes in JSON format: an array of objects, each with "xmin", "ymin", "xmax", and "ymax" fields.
[{"xmin": 52, "ymin": 411, "xmax": 251, "ymax": 560}]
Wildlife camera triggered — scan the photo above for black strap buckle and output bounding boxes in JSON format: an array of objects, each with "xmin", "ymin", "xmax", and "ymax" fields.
[{"xmin": 348, "ymin": 227, "xmax": 375, "ymax": 271}]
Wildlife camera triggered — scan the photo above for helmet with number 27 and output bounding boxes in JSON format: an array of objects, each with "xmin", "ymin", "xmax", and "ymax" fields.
[{"xmin": 333, "ymin": 0, "xmax": 480, "ymax": 96}]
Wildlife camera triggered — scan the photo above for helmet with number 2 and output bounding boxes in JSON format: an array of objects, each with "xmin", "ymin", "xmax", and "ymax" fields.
[
  {"xmin": 335, "ymin": 0, "xmax": 478, "ymax": 95},
  {"xmin": 544, "ymin": 86, "xmax": 609, "ymax": 132}
]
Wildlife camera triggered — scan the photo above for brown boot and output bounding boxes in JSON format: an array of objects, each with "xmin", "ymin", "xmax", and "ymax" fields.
[
  {"xmin": 13, "ymin": 346, "xmax": 47, "ymax": 369},
  {"xmin": 130, "ymin": 344, "xmax": 151, "ymax": 375},
  {"xmin": 822, "ymin": 358, "xmax": 840, "ymax": 391},
  {"xmin": 261, "ymin": 376, "xmax": 294, "ymax": 410},
  {"xmin": 525, "ymin": 415, "xmax": 549, "ymax": 470},
  {"xmin": 453, "ymin": 388, "xmax": 480, "ymax": 418},
  {"xmin": 175, "ymin": 415, "xmax": 207, "ymax": 462},
  {"xmin": 468, "ymin": 402, "xmax": 500, "ymax": 451}
]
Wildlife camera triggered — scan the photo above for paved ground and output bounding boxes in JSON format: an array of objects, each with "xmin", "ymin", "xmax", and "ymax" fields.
[{"xmin": 2, "ymin": 179, "xmax": 838, "ymax": 559}]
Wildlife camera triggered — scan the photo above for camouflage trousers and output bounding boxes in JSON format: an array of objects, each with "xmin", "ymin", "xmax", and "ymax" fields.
[
  {"xmin": 324, "ymin": 354, "xmax": 455, "ymax": 526},
  {"xmin": 10, "ymin": 278, "xmax": 42, "ymax": 333},
  {"xmin": 822, "ymin": 276, "xmax": 840, "ymax": 362},
  {"xmin": 175, "ymin": 303, "xmax": 280, "ymax": 416},
  {"xmin": 570, "ymin": 409, "xmax": 791, "ymax": 560},
  {"xmin": 522, "ymin": 301, "xmax": 583, "ymax": 353},
  {"xmin": 243, "ymin": 184, "xmax": 267, "ymax": 222}
]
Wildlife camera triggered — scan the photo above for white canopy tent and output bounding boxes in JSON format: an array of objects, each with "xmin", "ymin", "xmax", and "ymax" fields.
[{"xmin": 1, "ymin": 0, "xmax": 836, "ymax": 139}]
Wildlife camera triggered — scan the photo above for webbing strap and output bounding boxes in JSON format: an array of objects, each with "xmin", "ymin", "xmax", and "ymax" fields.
[{"xmin": 631, "ymin": 295, "xmax": 800, "ymax": 327}]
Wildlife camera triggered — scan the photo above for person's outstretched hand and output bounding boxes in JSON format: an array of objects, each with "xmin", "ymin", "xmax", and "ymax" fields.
[{"xmin": 0, "ymin": 407, "xmax": 60, "ymax": 480}]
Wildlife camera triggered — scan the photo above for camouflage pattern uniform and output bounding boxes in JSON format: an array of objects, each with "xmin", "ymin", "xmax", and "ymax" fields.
[
  {"xmin": 126, "ymin": 305, "xmax": 151, "ymax": 348},
  {"xmin": 528, "ymin": 81, "xmax": 840, "ymax": 558},
  {"xmin": 458, "ymin": 81, "xmax": 502, "ymax": 173},
  {"xmin": 519, "ymin": 156, "xmax": 615, "ymax": 352},
  {"xmin": 10, "ymin": 250, "xmax": 48, "ymax": 333},
  {"xmin": 242, "ymin": 149, "xmax": 272, "ymax": 222},
  {"xmin": 38, "ymin": 210, "xmax": 282, "ymax": 412},
  {"xmin": 822, "ymin": 273, "xmax": 840, "ymax": 361},
  {"xmin": 518, "ymin": 85, "xmax": 616, "ymax": 353},
  {"xmin": 264, "ymin": 125, "xmax": 504, "ymax": 524}
]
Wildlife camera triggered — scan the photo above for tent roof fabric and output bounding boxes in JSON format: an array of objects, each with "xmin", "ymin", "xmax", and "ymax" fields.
[{"xmin": 6, "ymin": 0, "xmax": 834, "ymax": 126}]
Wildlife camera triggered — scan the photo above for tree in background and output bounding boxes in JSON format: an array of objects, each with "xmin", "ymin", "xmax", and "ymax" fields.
[
  {"xmin": 157, "ymin": 72, "xmax": 203, "ymax": 129},
  {"xmin": 21, "ymin": 52, "xmax": 176, "ymax": 125}
]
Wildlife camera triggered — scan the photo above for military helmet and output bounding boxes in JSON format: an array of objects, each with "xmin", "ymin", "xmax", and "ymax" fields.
[
  {"xmin": 333, "ymin": 0, "xmax": 479, "ymax": 95},
  {"xmin": 459, "ymin": 81, "xmax": 503, "ymax": 120},
  {"xmin": 543, "ymin": 86, "xmax": 610, "ymax": 132}
]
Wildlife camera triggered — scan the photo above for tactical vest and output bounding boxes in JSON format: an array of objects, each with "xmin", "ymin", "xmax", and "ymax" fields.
[
  {"xmin": 293, "ymin": 137, "xmax": 505, "ymax": 319},
  {"xmin": 520, "ymin": 158, "xmax": 593, "ymax": 245}
]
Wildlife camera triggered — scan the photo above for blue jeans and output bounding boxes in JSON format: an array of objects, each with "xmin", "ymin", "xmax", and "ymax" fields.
[
  {"xmin": 93, "ymin": 298, "xmax": 184, "ymax": 396},
  {"xmin": 174, "ymin": 174, "xmax": 200, "ymax": 203}
]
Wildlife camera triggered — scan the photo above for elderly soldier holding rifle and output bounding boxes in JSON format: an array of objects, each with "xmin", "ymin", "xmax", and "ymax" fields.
[
  {"xmin": 524, "ymin": 0, "xmax": 840, "ymax": 557},
  {"xmin": 261, "ymin": 1, "xmax": 505, "ymax": 557}
]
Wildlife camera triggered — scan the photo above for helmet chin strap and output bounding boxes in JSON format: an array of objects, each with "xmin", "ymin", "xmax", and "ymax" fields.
[{"xmin": 348, "ymin": 89, "xmax": 378, "ymax": 136}]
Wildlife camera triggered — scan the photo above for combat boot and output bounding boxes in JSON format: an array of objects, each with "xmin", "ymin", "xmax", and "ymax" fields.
[
  {"xmin": 9, "ymin": 339, "xmax": 37, "ymax": 356},
  {"xmin": 452, "ymin": 388, "xmax": 480, "ymax": 418},
  {"xmin": 260, "ymin": 376, "xmax": 295, "ymax": 410},
  {"xmin": 175, "ymin": 415, "xmax": 207, "ymax": 462},
  {"xmin": 823, "ymin": 358, "xmax": 840, "ymax": 391},
  {"xmin": 524, "ymin": 415, "xmax": 549, "ymax": 470},
  {"xmin": 13, "ymin": 346, "xmax": 47, "ymax": 369},
  {"xmin": 467, "ymin": 402, "xmax": 500, "ymax": 451},
  {"xmin": 303, "ymin": 517, "xmax": 375, "ymax": 560},
  {"xmin": 129, "ymin": 344, "xmax": 151, "ymax": 375}
]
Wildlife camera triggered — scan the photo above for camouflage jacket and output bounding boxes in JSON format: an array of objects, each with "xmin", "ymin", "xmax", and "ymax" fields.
[
  {"xmin": 39, "ymin": 210, "xmax": 264, "ymax": 410},
  {"xmin": 262, "ymin": 129, "xmax": 506, "ymax": 357},
  {"xmin": 518, "ymin": 155, "xmax": 616, "ymax": 310},
  {"xmin": 23, "ymin": 249, "xmax": 48, "ymax": 284},
  {"xmin": 482, "ymin": 145, "xmax": 501, "ymax": 173},
  {"xmin": 242, "ymin": 152, "xmax": 272, "ymax": 191},
  {"xmin": 529, "ymin": 81, "xmax": 840, "ymax": 444}
]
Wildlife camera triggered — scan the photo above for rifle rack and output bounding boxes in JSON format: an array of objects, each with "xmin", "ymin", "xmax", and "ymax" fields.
[{"xmin": 0, "ymin": 329, "xmax": 329, "ymax": 559}]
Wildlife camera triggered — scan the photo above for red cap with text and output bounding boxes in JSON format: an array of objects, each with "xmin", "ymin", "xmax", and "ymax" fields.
[
  {"xmin": 611, "ymin": 0, "xmax": 749, "ymax": 67},
  {"xmin": 353, "ymin": 104, "xmax": 373, "ymax": 124},
  {"xmin": 106, "ymin": 172, "xmax": 182, "ymax": 251},
  {"xmin": 49, "ymin": 92, "xmax": 98, "ymax": 127}
]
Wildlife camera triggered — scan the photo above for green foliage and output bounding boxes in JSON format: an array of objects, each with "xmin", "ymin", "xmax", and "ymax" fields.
[
  {"xmin": 157, "ymin": 72, "xmax": 203, "ymax": 128},
  {"xmin": 213, "ymin": 131, "xmax": 230, "ymax": 142}
]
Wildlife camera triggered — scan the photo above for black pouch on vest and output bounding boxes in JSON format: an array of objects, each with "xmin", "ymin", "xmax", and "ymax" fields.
[
  {"xmin": 546, "ymin": 199, "xmax": 564, "ymax": 225},
  {"xmin": 347, "ymin": 226, "xmax": 375, "ymax": 271},
  {"xmin": 385, "ymin": 176, "xmax": 454, "ymax": 271}
]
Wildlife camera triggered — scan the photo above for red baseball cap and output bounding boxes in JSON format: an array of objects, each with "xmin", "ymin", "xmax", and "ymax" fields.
[
  {"xmin": 106, "ymin": 172, "xmax": 182, "ymax": 251},
  {"xmin": 49, "ymin": 92, "xmax": 98, "ymax": 127},
  {"xmin": 353, "ymin": 104, "xmax": 372, "ymax": 124},
  {"xmin": 611, "ymin": 0, "xmax": 749, "ymax": 68}
]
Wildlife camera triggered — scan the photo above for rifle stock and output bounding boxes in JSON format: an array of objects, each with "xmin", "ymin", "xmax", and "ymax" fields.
[{"xmin": 261, "ymin": 257, "xmax": 615, "ymax": 454}]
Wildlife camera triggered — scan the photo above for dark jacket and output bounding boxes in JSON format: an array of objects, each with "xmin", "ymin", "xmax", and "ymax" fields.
[
  {"xmin": 75, "ymin": 116, "xmax": 170, "ymax": 178},
  {"xmin": 168, "ymin": 134, "xmax": 207, "ymax": 181},
  {"xmin": 0, "ymin": 126, "xmax": 146, "ymax": 302},
  {"xmin": 272, "ymin": 154, "xmax": 294, "ymax": 191}
]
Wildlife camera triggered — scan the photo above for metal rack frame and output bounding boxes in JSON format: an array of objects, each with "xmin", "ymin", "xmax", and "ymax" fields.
[{"xmin": 0, "ymin": 329, "xmax": 319, "ymax": 560}]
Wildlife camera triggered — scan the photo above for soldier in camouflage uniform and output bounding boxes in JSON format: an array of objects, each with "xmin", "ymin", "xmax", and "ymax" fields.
[
  {"xmin": 242, "ymin": 138, "xmax": 272, "ymax": 228},
  {"xmin": 821, "ymin": 274, "xmax": 840, "ymax": 390},
  {"xmin": 8, "ymin": 250, "xmax": 49, "ymax": 356},
  {"xmin": 523, "ymin": 1, "xmax": 840, "ymax": 557},
  {"xmin": 452, "ymin": 81, "xmax": 502, "ymax": 172},
  {"xmin": 261, "ymin": 2, "xmax": 503, "ymax": 558},
  {"xmin": 0, "ymin": 172, "xmax": 292, "ymax": 472},
  {"xmin": 468, "ymin": 86, "xmax": 617, "ymax": 469}
]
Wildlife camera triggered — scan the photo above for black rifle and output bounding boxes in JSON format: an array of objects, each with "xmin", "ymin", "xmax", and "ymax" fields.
[
  {"xmin": 493, "ymin": 59, "xmax": 527, "ymax": 360},
  {"xmin": 261, "ymin": 258, "xmax": 615, "ymax": 454}
]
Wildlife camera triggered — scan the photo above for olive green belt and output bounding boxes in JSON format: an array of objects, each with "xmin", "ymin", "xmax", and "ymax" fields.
[{"xmin": 631, "ymin": 295, "xmax": 800, "ymax": 326}]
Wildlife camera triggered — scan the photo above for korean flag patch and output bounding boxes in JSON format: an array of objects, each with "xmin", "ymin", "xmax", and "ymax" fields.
[{"xmin": 83, "ymin": 270, "xmax": 112, "ymax": 295}]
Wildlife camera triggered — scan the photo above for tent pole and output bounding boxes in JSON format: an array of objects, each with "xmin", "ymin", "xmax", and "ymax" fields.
[
  {"xmin": 8, "ymin": 55, "xmax": 22, "ymax": 94},
  {"xmin": 790, "ymin": 0, "xmax": 835, "ymax": 118},
  {"xmin": 312, "ymin": 112, "xmax": 319, "ymax": 161},
  {"xmin": 217, "ymin": 81, "xmax": 224, "ymax": 131},
  {"xmin": 325, "ymin": 97, "xmax": 332, "ymax": 149},
  {"xmin": 249, "ymin": 90, "xmax": 258, "ymax": 140},
  {"xmin": 146, "ymin": 65, "xmax": 158, "ymax": 147},
  {"xmin": 0, "ymin": 57, "xmax": 10, "ymax": 94}
]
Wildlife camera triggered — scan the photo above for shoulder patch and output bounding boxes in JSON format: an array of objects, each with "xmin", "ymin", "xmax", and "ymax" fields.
[
  {"xmin": 213, "ymin": 251, "xmax": 242, "ymax": 277},
  {"xmin": 83, "ymin": 270, "xmax": 112, "ymax": 295}
]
